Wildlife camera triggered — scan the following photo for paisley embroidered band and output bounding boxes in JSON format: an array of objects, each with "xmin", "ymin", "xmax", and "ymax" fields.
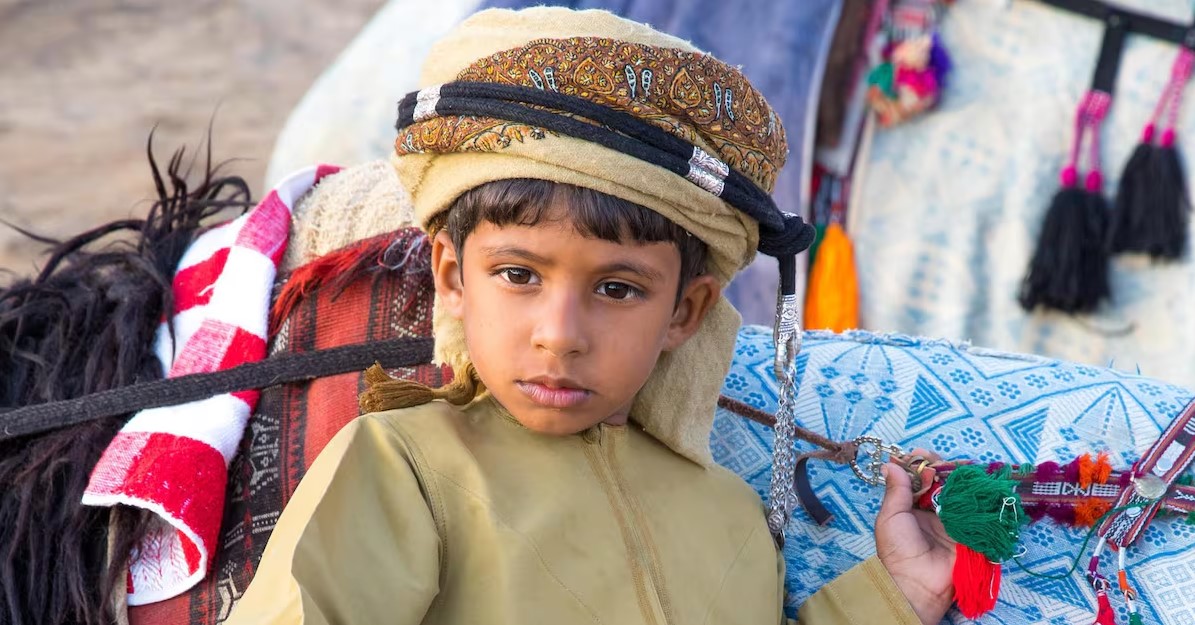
[{"xmin": 395, "ymin": 36, "xmax": 786, "ymax": 193}]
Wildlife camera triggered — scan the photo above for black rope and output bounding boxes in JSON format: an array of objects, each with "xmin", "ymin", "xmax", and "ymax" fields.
[
  {"xmin": 416, "ymin": 95, "xmax": 786, "ymax": 233},
  {"xmin": 0, "ymin": 337, "xmax": 434, "ymax": 442},
  {"xmin": 395, "ymin": 83, "xmax": 816, "ymax": 263},
  {"xmin": 1091, "ymin": 11, "xmax": 1129, "ymax": 94},
  {"xmin": 401, "ymin": 81, "xmax": 775, "ymax": 210},
  {"xmin": 1035, "ymin": 0, "xmax": 1195, "ymax": 49}
]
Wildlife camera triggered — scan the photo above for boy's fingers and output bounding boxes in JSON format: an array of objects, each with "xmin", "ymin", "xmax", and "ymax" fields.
[
  {"xmin": 907, "ymin": 447, "xmax": 943, "ymax": 463},
  {"xmin": 879, "ymin": 463, "xmax": 914, "ymax": 518}
]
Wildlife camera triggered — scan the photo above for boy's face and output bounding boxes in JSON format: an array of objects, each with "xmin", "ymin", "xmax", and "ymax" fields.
[{"xmin": 431, "ymin": 206, "xmax": 719, "ymax": 435}]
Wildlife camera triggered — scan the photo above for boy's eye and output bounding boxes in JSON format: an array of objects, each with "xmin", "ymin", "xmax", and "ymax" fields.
[
  {"xmin": 597, "ymin": 281, "xmax": 641, "ymax": 300},
  {"xmin": 499, "ymin": 268, "xmax": 535, "ymax": 285}
]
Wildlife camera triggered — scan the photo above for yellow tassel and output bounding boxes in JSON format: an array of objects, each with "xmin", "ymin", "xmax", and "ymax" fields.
[
  {"xmin": 358, "ymin": 362, "xmax": 484, "ymax": 414},
  {"xmin": 804, "ymin": 223, "xmax": 860, "ymax": 332}
]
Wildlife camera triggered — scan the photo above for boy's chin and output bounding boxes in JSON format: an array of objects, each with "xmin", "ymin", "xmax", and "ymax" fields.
[
  {"xmin": 510, "ymin": 409, "xmax": 609, "ymax": 436},
  {"xmin": 496, "ymin": 398, "xmax": 620, "ymax": 436}
]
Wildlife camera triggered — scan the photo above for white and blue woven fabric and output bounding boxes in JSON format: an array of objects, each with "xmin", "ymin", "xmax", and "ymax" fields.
[{"xmin": 713, "ymin": 326, "xmax": 1195, "ymax": 624}]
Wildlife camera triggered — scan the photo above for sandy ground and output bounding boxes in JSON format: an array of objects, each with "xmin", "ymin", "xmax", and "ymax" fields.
[{"xmin": 0, "ymin": 0, "xmax": 387, "ymax": 278}]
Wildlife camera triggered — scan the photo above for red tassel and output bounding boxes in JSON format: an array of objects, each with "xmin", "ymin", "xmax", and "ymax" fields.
[
  {"xmin": 269, "ymin": 232, "xmax": 420, "ymax": 336},
  {"xmin": 1093, "ymin": 589, "xmax": 1116, "ymax": 625},
  {"xmin": 953, "ymin": 543, "xmax": 1001, "ymax": 619}
]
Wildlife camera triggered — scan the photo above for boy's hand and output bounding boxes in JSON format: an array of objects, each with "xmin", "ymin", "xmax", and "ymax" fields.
[{"xmin": 875, "ymin": 454, "xmax": 955, "ymax": 625}]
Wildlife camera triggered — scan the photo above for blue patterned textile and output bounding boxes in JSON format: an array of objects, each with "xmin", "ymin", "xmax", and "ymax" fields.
[{"xmin": 714, "ymin": 326, "xmax": 1195, "ymax": 624}]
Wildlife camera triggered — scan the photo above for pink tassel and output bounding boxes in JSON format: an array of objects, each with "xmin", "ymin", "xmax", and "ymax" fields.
[{"xmin": 1035, "ymin": 461, "xmax": 1063, "ymax": 481}]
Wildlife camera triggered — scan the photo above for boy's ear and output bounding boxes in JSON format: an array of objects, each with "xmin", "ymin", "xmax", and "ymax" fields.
[
  {"xmin": 431, "ymin": 230, "xmax": 466, "ymax": 320},
  {"xmin": 663, "ymin": 274, "xmax": 721, "ymax": 351}
]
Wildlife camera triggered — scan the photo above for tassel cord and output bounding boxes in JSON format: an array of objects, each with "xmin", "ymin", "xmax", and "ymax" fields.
[
  {"xmin": 1010, "ymin": 503, "xmax": 1144, "ymax": 581},
  {"xmin": 1082, "ymin": 92, "xmax": 1112, "ymax": 191},
  {"xmin": 1158, "ymin": 49, "xmax": 1194, "ymax": 141}
]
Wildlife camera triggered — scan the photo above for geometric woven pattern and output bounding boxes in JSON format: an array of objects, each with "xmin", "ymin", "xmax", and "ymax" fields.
[
  {"xmin": 715, "ymin": 327, "xmax": 1195, "ymax": 623},
  {"xmin": 129, "ymin": 230, "xmax": 449, "ymax": 625}
]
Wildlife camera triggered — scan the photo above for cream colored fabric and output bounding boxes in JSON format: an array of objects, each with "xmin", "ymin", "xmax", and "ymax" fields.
[
  {"xmin": 395, "ymin": 7, "xmax": 765, "ymax": 465},
  {"xmin": 795, "ymin": 557, "xmax": 921, "ymax": 625},
  {"xmin": 227, "ymin": 398, "xmax": 913, "ymax": 625},
  {"xmin": 228, "ymin": 398, "xmax": 782, "ymax": 624},
  {"xmin": 281, "ymin": 160, "xmax": 415, "ymax": 273}
]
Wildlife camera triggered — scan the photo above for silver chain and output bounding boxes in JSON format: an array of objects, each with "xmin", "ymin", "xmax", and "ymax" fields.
[{"xmin": 767, "ymin": 293, "xmax": 802, "ymax": 538}]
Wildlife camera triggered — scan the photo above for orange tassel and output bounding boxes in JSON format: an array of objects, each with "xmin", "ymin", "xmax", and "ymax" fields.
[
  {"xmin": 804, "ymin": 223, "xmax": 860, "ymax": 332},
  {"xmin": 1094, "ymin": 452, "xmax": 1113, "ymax": 484},
  {"xmin": 953, "ymin": 543, "xmax": 1001, "ymax": 619},
  {"xmin": 1078, "ymin": 453, "xmax": 1097, "ymax": 488},
  {"xmin": 1077, "ymin": 452, "xmax": 1113, "ymax": 487},
  {"xmin": 1075, "ymin": 498, "xmax": 1112, "ymax": 527}
]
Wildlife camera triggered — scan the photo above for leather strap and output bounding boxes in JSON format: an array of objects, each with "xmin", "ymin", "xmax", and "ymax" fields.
[
  {"xmin": 1099, "ymin": 397, "xmax": 1195, "ymax": 547},
  {"xmin": 719, "ymin": 394, "xmax": 859, "ymax": 524},
  {"xmin": 0, "ymin": 337, "xmax": 434, "ymax": 441}
]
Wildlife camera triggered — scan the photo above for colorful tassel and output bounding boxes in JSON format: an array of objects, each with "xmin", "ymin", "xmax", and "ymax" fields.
[
  {"xmin": 1020, "ymin": 91, "xmax": 1113, "ymax": 314},
  {"xmin": 937, "ymin": 464, "xmax": 1026, "ymax": 561},
  {"xmin": 1045, "ymin": 504, "xmax": 1077, "ymax": 526},
  {"xmin": 1093, "ymin": 589, "xmax": 1116, "ymax": 625},
  {"xmin": 1035, "ymin": 460, "xmax": 1063, "ymax": 481},
  {"xmin": 1110, "ymin": 47, "xmax": 1194, "ymax": 260},
  {"xmin": 1094, "ymin": 452, "xmax": 1113, "ymax": 484},
  {"xmin": 1075, "ymin": 498, "xmax": 1113, "ymax": 527},
  {"xmin": 1118, "ymin": 548, "xmax": 1145, "ymax": 625},
  {"xmin": 804, "ymin": 223, "xmax": 860, "ymax": 333},
  {"xmin": 1078, "ymin": 452, "xmax": 1114, "ymax": 488},
  {"xmin": 1078, "ymin": 453, "xmax": 1097, "ymax": 488},
  {"xmin": 952, "ymin": 543, "xmax": 1001, "ymax": 619},
  {"xmin": 270, "ymin": 230, "xmax": 426, "ymax": 336}
]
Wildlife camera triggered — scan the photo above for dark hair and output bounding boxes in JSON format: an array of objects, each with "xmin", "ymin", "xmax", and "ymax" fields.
[
  {"xmin": 0, "ymin": 140, "xmax": 250, "ymax": 625},
  {"xmin": 431, "ymin": 179, "xmax": 708, "ymax": 297}
]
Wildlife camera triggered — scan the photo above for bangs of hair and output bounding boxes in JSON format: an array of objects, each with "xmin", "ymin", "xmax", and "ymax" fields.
[{"xmin": 434, "ymin": 179, "xmax": 708, "ymax": 288}]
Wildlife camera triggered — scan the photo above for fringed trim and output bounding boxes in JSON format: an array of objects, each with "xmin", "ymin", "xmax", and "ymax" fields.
[
  {"xmin": 359, "ymin": 361, "xmax": 483, "ymax": 413},
  {"xmin": 271, "ymin": 229, "xmax": 428, "ymax": 337}
]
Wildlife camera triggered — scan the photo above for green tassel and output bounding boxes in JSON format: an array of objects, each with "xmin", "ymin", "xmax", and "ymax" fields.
[
  {"xmin": 1130, "ymin": 613, "xmax": 1145, "ymax": 625},
  {"xmin": 807, "ymin": 224, "xmax": 828, "ymax": 267},
  {"xmin": 937, "ymin": 464, "xmax": 1026, "ymax": 562}
]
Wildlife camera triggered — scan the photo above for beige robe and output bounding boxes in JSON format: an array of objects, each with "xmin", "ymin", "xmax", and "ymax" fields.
[{"xmin": 227, "ymin": 396, "xmax": 920, "ymax": 624}]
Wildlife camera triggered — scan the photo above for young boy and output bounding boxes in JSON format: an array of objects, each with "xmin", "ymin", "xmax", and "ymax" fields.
[{"xmin": 229, "ymin": 7, "xmax": 955, "ymax": 625}]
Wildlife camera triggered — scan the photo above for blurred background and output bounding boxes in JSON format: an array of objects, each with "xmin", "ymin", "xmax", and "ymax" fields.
[
  {"xmin": 4, "ymin": 0, "xmax": 1195, "ymax": 386},
  {"xmin": 0, "ymin": 0, "xmax": 386, "ymax": 276}
]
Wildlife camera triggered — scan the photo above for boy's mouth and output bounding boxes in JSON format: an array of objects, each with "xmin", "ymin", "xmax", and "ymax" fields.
[{"xmin": 516, "ymin": 377, "xmax": 591, "ymax": 409}]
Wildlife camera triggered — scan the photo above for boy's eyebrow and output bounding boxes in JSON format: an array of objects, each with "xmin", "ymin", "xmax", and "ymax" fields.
[
  {"xmin": 479, "ymin": 245, "xmax": 665, "ymax": 282},
  {"xmin": 593, "ymin": 261, "xmax": 664, "ymax": 282},
  {"xmin": 478, "ymin": 245, "xmax": 552, "ymax": 266}
]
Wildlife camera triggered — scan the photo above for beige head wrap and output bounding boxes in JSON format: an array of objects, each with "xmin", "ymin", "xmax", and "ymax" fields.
[{"xmin": 392, "ymin": 7, "xmax": 794, "ymax": 465}]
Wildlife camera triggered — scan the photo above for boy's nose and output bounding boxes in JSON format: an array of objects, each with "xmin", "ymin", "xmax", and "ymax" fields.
[{"xmin": 530, "ymin": 291, "xmax": 589, "ymax": 358}]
